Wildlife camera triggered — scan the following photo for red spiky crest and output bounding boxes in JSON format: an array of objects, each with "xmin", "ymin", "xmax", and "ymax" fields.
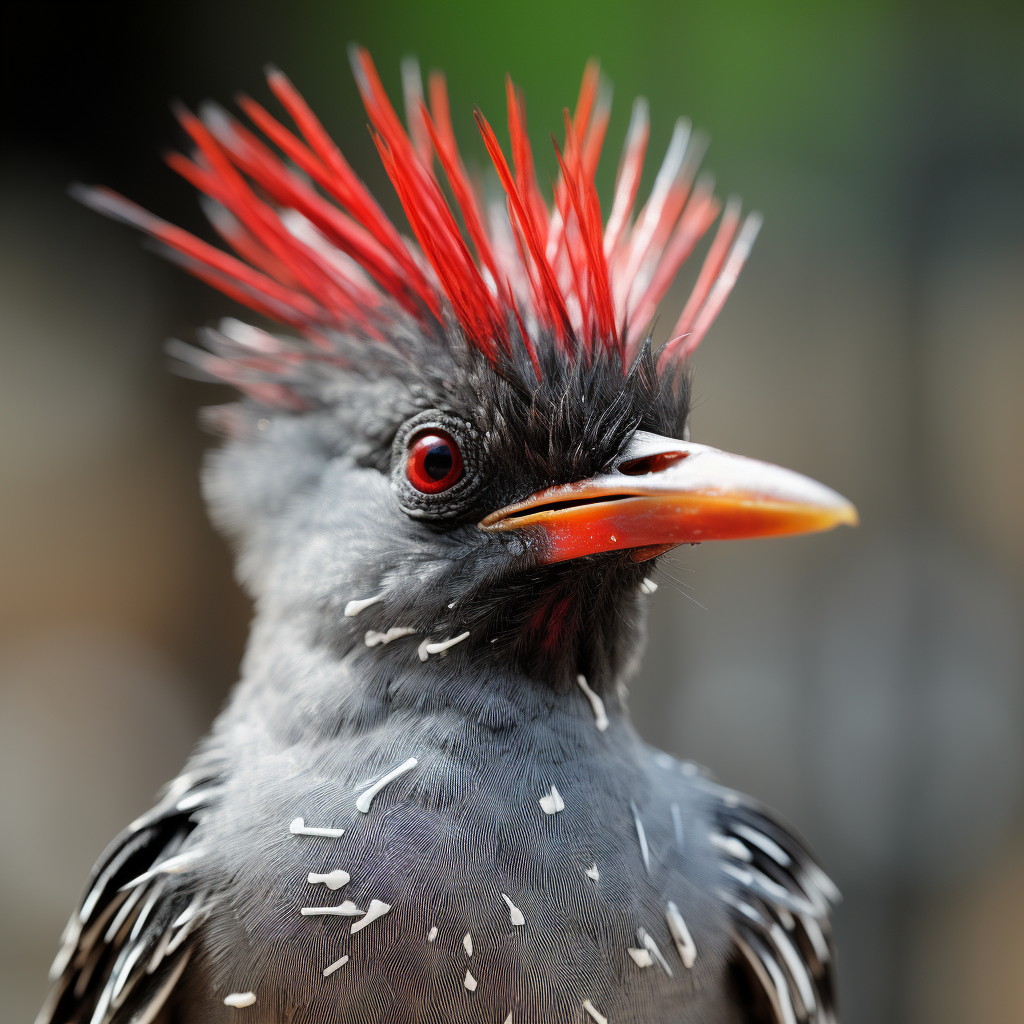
[{"xmin": 76, "ymin": 48, "xmax": 761, "ymax": 403}]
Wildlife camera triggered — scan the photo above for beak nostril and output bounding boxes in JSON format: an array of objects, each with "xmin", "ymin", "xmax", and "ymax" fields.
[
  {"xmin": 618, "ymin": 451, "xmax": 689, "ymax": 476},
  {"xmin": 480, "ymin": 434, "xmax": 856, "ymax": 555}
]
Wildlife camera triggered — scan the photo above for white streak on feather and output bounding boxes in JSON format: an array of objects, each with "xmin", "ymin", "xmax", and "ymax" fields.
[
  {"xmin": 671, "ymin": 803, "xmax": 684, "ymax": 846},
  {"xmin": 350, "ymin": 899, "xmax": 391, "ymax": 933},
  {"xmin": 155, "ymin": 849, "xmax": 204, "ymax": 874},
  {"xmin": 627, "ymin": 947, "xmax": 654, "ymax": 967},
  {"xmin": 165, "ymin": 918, "xmax": 199, "ymax": 956},
  {"xmin": 753, "ymin": 942, "xmax": 798, "ymax": 1024},
  {"xmin": 630, "ymin": 801, "xmax": 651, "ymax": 872},
  {"xmin": 583, "ymin": 999, "xmax": 607, "ymax": 1024},
  {"xmin": 365, "ymin": 627, "xmax": 416, "ymax": 647},
  {"xmin": 356, "ymin": 757, "xmax": 418, "ymax": 813},
  {"xmin": 464, "ymin": 970, "xmax": 478, "ymax": 992},
  {"xmin": 300, "ymin": 902, "xmax": 362, "ymax": 917},
  {"xmin": 49, "ymin": 919, "xmax": 80, "ymax": 980},
  {"xmin": 807, "ymin": 861, "xmax": 842, "ymax": 903},
  {"xmin": 171, "ymin": 894, "xmax": 205, "ymax": 929},
  {"xmin": 112, "ymin": 941, "xmax": 147, "ymax": 999},
  {"xmin": 666, "ymin": 901, "xmax": 697, "ymax": 968},
  {"xmin": 576, "ymin": 674, "xmax": 608, "ymax": 731},
  {"xmin": 770, "ymin": 923, "xmax": 817, "ymax": 1011},
  {"xmin": 720, "ymin": 861, "xmax": 817, "ymax": 914},
  {"xmin": 290, "ymin": 817, "xmax": 344, "ymax": 838},
  {"xmin": 800, "ymin": 913, "xmax": 831, "ymax": 963},
  {"xmin": 134, "ymin": 947, "xmax": 191, "ymax": 1024},
  {"xmin": 638, "ymin": 927, "xmax": 673, "ymax": 976},
  {"xmin": 344, "ymin": 595, "xmax": 382, "ymax": 617},
  {"xmin": 176, "ymin": 787, "xmax": 222, "ymax": 811},
  {"xmin": 427, "ymin": 926, "xmax": 438, "ymax": 942},
  {"xmin": 501, "ymin": 894, "xmax": 525, "ymax": 926},
  {"xmin": 104, "ymin": 887, "xmax": 144, "ymax": 943},
  {"xmin": 120, "ymin": 849, "xmax": 204, "ymax": 890},
  {"xmin": 89, "ymin": 968, "xmax": 114, "ymax": 1023},
  {"xmin": 307, "ymin": 870, "xmax": 350, "ymax": 890},
  {"xmin": 732, "ymin": 824, "xmax": 791, "ymax": 866},
  {"xmin": 129, "ymin": 886, "xmax": 163, "ymax": 942},
  {"xmin": 710, "ymin": 832, "xmax": 753, "ymax": 862},
  {"xmin": 585, "ymin": 863, "xmax": 600, "ymax": 881},
  {"xmin": 539, "ymin": 785, "xmax": 565, "ymax": 815},
  {"xmin": 166, "ymin": 895, "xmax": 207, "ymax": 955},
  {"xmin": 322, "ymin": 955, "xmax": 349, "ymax": 977},
  {"xmin": 463, "ymin": 933, "xmax": 473, "ymax": 956},
  {"xmin": 223, "ymin": 993, "xmax": 256, "ymax": 1008},
  {"xmin": 424, "ymin": 632, "xmax": 471, "ymax": 655}
]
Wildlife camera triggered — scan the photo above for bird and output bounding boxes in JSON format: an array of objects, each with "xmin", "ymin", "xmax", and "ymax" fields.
[{"xmin": 40, "ymin": 47, "xmax": 858, "ymax": 1024}]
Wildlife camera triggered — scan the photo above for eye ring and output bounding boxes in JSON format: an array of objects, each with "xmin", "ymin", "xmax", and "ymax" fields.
[
  {"xmin": 406, "ymin": 429, "xmax": 463, "ymax": 493},
  {"xmin": 391, "ymin": 410, "xmax": 483, "ymax": 519}
]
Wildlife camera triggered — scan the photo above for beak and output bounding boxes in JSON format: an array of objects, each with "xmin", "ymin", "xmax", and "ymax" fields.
[{"xmin": 479, "ymin": 430, "xmax": 858, "ymax": 565}]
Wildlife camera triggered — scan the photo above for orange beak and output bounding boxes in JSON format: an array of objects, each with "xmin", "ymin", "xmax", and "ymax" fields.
[{"xmin": 479, "ymin": 430, "xmax": 858, "ymax": 564}]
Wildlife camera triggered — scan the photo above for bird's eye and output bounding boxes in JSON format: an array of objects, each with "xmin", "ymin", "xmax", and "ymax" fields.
[
  {"xmin": 391, "ymin": 411, "xmax": 482, "ymax": 519},
  {"xmin": 406, "ymin": 430, "xmax": 463, "ymax": 493}
]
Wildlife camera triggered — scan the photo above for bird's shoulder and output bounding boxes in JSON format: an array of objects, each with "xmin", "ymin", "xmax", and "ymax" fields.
[
  {"xmin": 644, "ymin": 748, "xmax": 841, "ymax": 1024},
  {"xmin": 42, "ymin": 724, "xmax": 839, "ymax": 1023},
  {"xmin": 36, "ymin": 761, "xmax": 225, "ymax": 1024}
]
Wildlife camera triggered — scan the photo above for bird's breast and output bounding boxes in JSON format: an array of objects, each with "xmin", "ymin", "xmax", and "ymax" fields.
[{"xmin": 188, "ymin": 717, "xmax": 735, "ymax": 1023}]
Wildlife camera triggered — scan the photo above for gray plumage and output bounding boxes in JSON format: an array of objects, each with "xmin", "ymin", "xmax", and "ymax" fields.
[
  {"xmin": 38, "ymin": 326, "xmax": 839, "ymax": 1024},
  {"xmin": 44, "ymin": 51, "xmax": 847, "ymax": 1024}
]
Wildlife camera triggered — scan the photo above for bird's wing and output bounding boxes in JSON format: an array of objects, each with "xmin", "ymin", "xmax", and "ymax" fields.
[
  {"xmin": 36, "ymin": 767, "xmax": 223, "ymax": 1024},
  {"xmin": 704, "ymin": 783, "xmax": 841, "ymax": 1024}
]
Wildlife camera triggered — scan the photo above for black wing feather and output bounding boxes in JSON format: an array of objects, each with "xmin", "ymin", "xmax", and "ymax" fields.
[
  {"xmin": 37, "ymin": 768, "xmax": 223, "ymax": 1024},
  {"xmin": 699, "ymin": 780, "xmax": 841, "ymax": 1024}
]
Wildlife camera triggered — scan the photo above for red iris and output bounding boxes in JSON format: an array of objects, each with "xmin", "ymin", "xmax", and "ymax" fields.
[{"xmin": 406, "ymin": 430, "xmax": 463, "ymax": 493}]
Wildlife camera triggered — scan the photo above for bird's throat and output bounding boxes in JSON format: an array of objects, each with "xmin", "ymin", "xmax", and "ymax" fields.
[{"xmin": 498, "ymin": 565, "xmax": 646, "ymax": 693}]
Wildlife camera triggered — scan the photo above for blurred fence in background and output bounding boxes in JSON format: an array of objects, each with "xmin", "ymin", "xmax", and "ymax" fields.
[{"xmin": 3, "ymin": 3, "xmax": 1023, "ymax": 1021}]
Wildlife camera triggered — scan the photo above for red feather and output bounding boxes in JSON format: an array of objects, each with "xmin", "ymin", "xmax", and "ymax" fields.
[{"xmin": 76, "ymin": 50, "xmax": 758, "ymax": 391}]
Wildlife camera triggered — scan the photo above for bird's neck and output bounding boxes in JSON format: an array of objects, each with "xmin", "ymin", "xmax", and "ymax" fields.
[{"xmin": 225, "ymin": 596, "xmax": 647, "ymax": 749}]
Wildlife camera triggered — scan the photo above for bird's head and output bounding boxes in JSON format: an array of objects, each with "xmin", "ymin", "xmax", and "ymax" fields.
[{"xmin": 77, "ymin": 49, "xmax": 856, "ymax": 693}]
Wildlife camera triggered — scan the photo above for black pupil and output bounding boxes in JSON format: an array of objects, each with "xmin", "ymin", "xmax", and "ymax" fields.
[{"xmin": 423, "ymin": 442, "xmax": 453, "ymax": 481}]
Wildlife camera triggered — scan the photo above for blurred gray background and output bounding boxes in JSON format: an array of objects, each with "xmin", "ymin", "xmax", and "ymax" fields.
[{"xmin": 3, "ymin": 2, "xmax": 1023, "ymax": 1021}]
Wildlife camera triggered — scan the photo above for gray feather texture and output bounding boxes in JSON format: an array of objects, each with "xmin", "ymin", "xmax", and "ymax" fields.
[{"xmin": 39, "ymin": 320, "xmax": 839, "ymax": 1024}]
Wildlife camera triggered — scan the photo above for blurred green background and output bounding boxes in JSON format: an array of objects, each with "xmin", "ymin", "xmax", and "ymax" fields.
[{"xmin": 3, "ymin": 2, "xmax": 1023, "ymax": 1021}]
